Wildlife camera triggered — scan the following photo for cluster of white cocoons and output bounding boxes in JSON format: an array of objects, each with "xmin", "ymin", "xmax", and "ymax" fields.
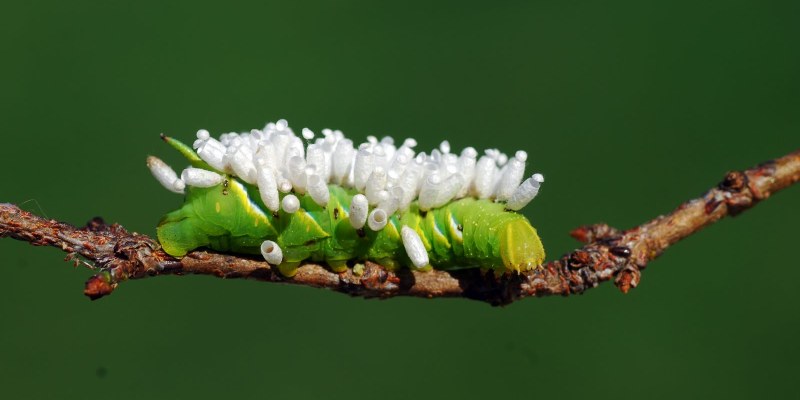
[{"xmin": 149, "ymin": 119, "xmax": 544, "ymax": 268}]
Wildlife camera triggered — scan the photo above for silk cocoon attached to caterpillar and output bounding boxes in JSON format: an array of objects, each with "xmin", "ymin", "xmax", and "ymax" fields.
[{"xmin": 148, "ymin": 119, "xmax": 545, "ymax": 277}]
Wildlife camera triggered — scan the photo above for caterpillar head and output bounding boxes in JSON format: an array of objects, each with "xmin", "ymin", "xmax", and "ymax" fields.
[{"xmin": 151, "ymin": 136, "xmax": 278, "ymax": 257}]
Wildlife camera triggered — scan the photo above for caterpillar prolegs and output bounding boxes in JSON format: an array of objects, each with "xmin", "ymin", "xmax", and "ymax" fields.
[{"xmin": 148, "ymin": 120, "xmax": 545, "ymax": 277}]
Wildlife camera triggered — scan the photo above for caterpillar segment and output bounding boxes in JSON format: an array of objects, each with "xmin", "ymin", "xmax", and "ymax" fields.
[{"xmin": 149, "ymin": 119, "xmax": 546, "ymax": 277}]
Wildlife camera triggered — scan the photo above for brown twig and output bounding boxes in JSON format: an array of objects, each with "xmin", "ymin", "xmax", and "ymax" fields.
[{"xmin": 1, "ymin": 150, "xmax": 798, "ymax": 305}]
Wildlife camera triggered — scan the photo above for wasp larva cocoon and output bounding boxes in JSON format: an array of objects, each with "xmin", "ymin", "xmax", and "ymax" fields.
[
  {"xmin": 439, "ymin": 140, "xmax": 451, "ymax": 154},
  {"xmin": 506, "ymin": 173, "xmax": 544, "ymax": 211},
  {"xmin": 353, "ymin": 147, "xmax": 374, "ymax": 191},
  {"xmin": 182, "ymin": 167, "xmax": 223, "ymax": 188},
  {"xmin": 368, "ymin": 209, "xmax": 389, "ymax": 231},
  {"xmin": 401, "ymin": 226, "xmax": 429, "ymax": 269},
  {"xmin": 431, "ymin": 173, "xmax": 464, "ymax": 209},
  {"xmin": 147, "ymin": 156, "xmax": 184, "ymax": 194},
  {"xmin": 307, "ymin": 174, "xmax": 330, "ymax": 207},
  {"xmin": 473, "ymin": 155, "xmax": 497, "ymax": 199},
  {"xmin": 331, "ymin": 139, "xmax": 355, "ymax": 185},
  {"xmin": 494, "ymin": 153, "xmax": 526, "ymax": 201},
  {"xmin": 281, "ymin": 194, "xmax": 300, "ymax": 214},
  {"xmin": 418, "ymin": 175, "xmax": 442, "ymax": 212},
  {"xmin": 257, "ymin": 167, "xmax": 280, "ymax": 213},
  {"xmin": 260, "ymin": 240, "xmax": 283, "ymax": 265},
  {"xmin": 196, "ymin": 139, "xmax": 227, "ymax": 171},
  {"xmin": 287, "ymin": 156, "xmax": 307, "ymax": 194},
  {"xmin": 301, "ymin": 127, "xmax": 315, "ymax": 140},
  {"xmin": 349, "ymin": 194, "xmax": 369, "ymax": 230},
  {"xmin": 365, "ymin": 167, "xmax": 388, "ymax": 206}
]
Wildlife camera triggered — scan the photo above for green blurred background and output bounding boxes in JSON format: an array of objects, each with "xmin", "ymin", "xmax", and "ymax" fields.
[{"xmin": 1, "ymin": 1, "xmax": 798, "ymax": 398}]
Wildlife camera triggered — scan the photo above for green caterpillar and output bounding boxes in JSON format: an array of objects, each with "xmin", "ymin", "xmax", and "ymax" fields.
[{"xmin": 148, "ymin": 120, "xmax": 545, "ymax": 277}]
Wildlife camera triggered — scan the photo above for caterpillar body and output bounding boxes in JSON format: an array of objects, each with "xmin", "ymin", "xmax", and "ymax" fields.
[{"xmin": 148, "ymin": 120, "xmax": 545, "ymax": 277}]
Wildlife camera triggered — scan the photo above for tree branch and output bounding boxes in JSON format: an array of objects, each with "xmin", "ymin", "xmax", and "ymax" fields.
[{"xmin": 2, "ymin": 149, "xmax": 798, "ymax": 305}]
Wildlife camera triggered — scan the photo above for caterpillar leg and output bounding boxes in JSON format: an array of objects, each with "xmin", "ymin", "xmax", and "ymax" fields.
[
  {"xmin": 327, "ymin": 259, "xmax": 348, "ymax": 273},
  {"xmin": 277, "ymin": 261, "xmax": 301, "ymax": 277},
  {"xmin": 375, "ymin": 257, "xmax": 403, "ymax": 271},
  {"xmin": 157, "ymin": 209, "xmax": 216, "ymax": 257}
]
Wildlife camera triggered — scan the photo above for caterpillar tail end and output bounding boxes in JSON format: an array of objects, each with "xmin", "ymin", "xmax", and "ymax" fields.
[
  {"xmin": 412, "ymin": 263, "xmax": 433, "ymax": 273},
  {"xmin": 375, "ymin": 258, "xmax": 402, "ymax": 272},
  {"xmin": 499, "ymin": 218, "xmax": 546, "ymax": 276}
]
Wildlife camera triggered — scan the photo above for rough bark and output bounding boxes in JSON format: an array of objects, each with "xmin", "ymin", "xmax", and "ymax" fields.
[{"xmin": 1, "ymin": 149, "xmax": 798, "ymax": 305}]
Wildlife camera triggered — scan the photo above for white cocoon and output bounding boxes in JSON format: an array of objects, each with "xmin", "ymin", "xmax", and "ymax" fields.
[
  {"xmin": 196, "ymin": 139, "xmax": 227, "ymax": 171},
  {"xmin": 254, "ymin": 143, "xmax": 277, "ymax": 172},
  {"xmin": 401, "ymin": 226, "xmax": 429, "ymax": 269},
  {"xmin": 456, "ymin": 148, "xmax": 478, "ymax": 198},
  {"xmin": 432, "ymin": 173, "xmax": 464, "ymax": 209},
  {"xmin": 365, "ymin": 167, "xmax": 387, "ymax": 205},
  {"xmin": 172, "ymin": 179, "xmax": 186, "ymax": 193},
  {"xmin": 281, "ymin": 194, "xmax": 300, "ymax": 213},
  {"xmin": 147, "ymin": 156, "xmax": 184, "ymax": 194},
  {"xmin": 493, "ymin": 157, "xmax": 525, "ymax": 201},
  {"xmin": 287, "ymin": 156, "xmax": 307, "ymax": 193},
  {"xmin": 378, "ymin": 186, "xmax": 403, "ymax": 216},
  {"xmin": 353, "ymin": 148, "xmax": 374, "ymax": 191},
  {"xmin": 305, "ymin": 144, "xmax": 326, "ymax": 181},
  {"xmin": 439, "ymin": 140, "xmax": 451, "ymax": 154},
  {"xmin": 257, "ymin": 167, "xmax": 280, "ymax": 213},
  {"xmin": 277, "ymin": 175, "xmax": 293, "ymax": 193},
  {"xmin": 196, "ymin": 129, "xmax": 210, "ymax": 140},
  {"xmin": 181, "ymin": 167, "xmax": 223, "ymax": 188},
  {"xmin": 505, "ymin": 173, "xmax": 544, "ymax": 211},
  {"xmin": 270, "ymin": 133, "xmax": 290, "ymax": 168},
  {"xmin": 260, "ymin": 240, "xmax": 283, "ymax": 265},
  {"xmin": 228, "ymin": 146, "xmax": 257, "ymax": 184},
  {"xmin": 368, "ymin": 208, "xmax": 388, "ymax": 231},
  {"xmin": 473, "ymin": 156, "xmax": 496, "ymax": 199},
  {"xmin": 372, "ymin": 146, "xmax": 387, "ymax": 171},
  {"xmin": 331, "ymin": 139, "xmax": 355, "ymax": 184},
  {"xmin": 418, "ymin": 175, "xmax": 441, "ymax": 211},
  {"xmin": 397, "ymin": 166, "xmax": 423, "ymax": 210},
  {"xmin": 307, "ymin": 174, "xmax": 330, "ymax": 207},
  {"xmin": 349, "ymin": 194, "xmax": 369, "ymax": 229}
]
